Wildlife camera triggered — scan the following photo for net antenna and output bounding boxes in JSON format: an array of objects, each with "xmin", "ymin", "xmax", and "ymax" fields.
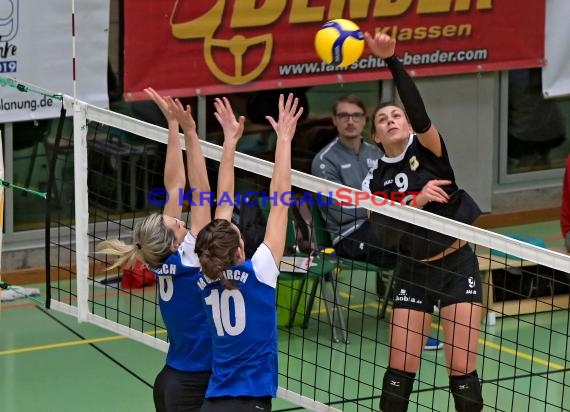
[{"xmin": 71, "ymin": 0, "xmax": 77, "ymax": 100}]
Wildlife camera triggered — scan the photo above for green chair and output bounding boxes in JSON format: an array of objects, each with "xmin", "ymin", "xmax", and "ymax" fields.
[
  {"xmin": 261, "ymin": 204, "xmax": 348, "ymax": 343},
  {"xmin": 278, "ymin": 254, "xmax": 346, "ymax": 343},
  {"xmin": 309, "ymin": 203, "xmax": 396, "ymax": 319}
]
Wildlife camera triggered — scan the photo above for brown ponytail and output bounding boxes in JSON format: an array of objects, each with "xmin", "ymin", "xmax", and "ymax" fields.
[{"xmin": 195, "ymin": 219, "xmax": 241, "ymax": 290}]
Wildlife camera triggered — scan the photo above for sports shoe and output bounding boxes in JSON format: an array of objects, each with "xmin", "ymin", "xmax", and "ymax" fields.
[{"xmin": 424, "ymin": 336, "xmax": 443, "ymax": 350}]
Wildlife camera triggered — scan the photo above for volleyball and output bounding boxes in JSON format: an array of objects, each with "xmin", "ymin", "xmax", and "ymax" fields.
[{"xmin": 314, "ymin": 19, "xmax": 365, "ymax": 67}]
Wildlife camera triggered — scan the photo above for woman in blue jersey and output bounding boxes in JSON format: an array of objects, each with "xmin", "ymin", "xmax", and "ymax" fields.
[
  {"xmin": 194, "ymin": 94, "xmax": 303, "ymax": 412},
  {"xmin": 362, "ymin": 34, "xmax": 484, "ymax": 412},
  {"xmin": 98, "ymin": 88, "xmax": 213, "ymax": 412}
]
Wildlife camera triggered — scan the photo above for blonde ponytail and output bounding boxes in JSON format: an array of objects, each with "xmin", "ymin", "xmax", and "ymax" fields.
[
  {"xmin": 96, "ymin": 239, "xmax": 139, "ymax": 270},
  {"xmin": 97, "ymin": 213, "xmax": 177, "ymax": 270}
]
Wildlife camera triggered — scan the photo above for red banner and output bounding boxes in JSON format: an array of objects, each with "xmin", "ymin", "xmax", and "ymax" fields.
[{"xmin": 124, "ymin": 0, "xmax": 545, "ymax": 100}]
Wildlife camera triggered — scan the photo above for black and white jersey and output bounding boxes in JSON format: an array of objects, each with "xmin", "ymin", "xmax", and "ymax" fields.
[
  {"xmin": 364, "ymin": 134, "xmax": 457, "ymax": 199},
  {"xmin": 363, "ymin": 134, "xmax": 480, "ymax": 260}
]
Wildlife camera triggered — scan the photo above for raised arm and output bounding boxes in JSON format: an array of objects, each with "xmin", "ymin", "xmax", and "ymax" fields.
[
  {"xmin": 212, "ymin": 97, "xmax": 245, "ymax": 221},
  {"xmin": 167, "ymin": 97, "xmax": 211, "ymax": 235},
  {"xmin": 144, "ymin": 88, "xmax": 185, "ymax": 219},
  {"xmin": 364, "ymin": 32, "xmax": 442, "ymax": 156},
  {"xmin": 264, "ymin": 93, "xmax": 303, "ymax": 264}
]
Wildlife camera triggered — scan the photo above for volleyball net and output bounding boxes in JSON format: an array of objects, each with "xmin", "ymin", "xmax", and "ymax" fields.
[{"xmin": 46, "ymin": 95, "xmax": 570, "ymax": 411}]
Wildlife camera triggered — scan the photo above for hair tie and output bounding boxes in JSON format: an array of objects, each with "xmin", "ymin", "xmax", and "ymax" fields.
[{"xmin": 136, "ymin": 243, "xmax": 142, "ymax": 250}]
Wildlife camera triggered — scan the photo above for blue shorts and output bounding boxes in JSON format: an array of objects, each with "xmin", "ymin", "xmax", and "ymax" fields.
[{"xmin": 392, "ymin": 244, "xmax": 482, "ymax": 312}]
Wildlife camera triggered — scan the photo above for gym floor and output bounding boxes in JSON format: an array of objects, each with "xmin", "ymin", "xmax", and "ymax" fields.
[{"xmin": 1, "ymin": 221, "xmax": 569, "ymax": 411}]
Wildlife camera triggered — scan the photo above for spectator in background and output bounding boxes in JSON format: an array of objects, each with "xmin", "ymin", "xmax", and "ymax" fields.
[
  {"xmin": 311, "ymin": 94, "xmax": 389, "ymax": 287},
  {"xmin": 561, "ymin": 154, "xmax": 570, "ymax": 252}
]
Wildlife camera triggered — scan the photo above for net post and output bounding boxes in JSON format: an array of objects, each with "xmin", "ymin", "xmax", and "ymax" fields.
[{"xmin": 72, "ymin": 99, "xmax": 89, "ymax": 322}]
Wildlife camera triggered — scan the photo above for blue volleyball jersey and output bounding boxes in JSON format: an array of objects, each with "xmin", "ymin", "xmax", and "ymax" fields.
[
  {"xmin": 153, "ymin": 231, "xmax": 212, "ymax": 372},
  {"xmin": 198, "ymin": 242, "xmax": 280, "ymax": 398}
]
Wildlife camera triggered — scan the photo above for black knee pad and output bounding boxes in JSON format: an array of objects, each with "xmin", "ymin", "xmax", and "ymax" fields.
[
  {"xmin": 449, "ymin": 370, "xmax": 484, "ymax": 412},
  {"xmin": 380, "ymin": 368, "xmax": 416, "ymax": 412}
]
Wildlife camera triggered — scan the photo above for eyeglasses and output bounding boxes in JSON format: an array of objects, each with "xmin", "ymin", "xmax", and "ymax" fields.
[{"xmin": 335, "ymin": 112, "xmax": 366, "ymax": 121}]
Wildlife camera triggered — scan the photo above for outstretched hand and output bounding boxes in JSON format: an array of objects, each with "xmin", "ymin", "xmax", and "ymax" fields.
[
  {"xmin": 265, "ymin": 93, "xmax": 304, "ymax": 142},
  {"xmin": 421, "ymin": 179, "xmax": 452, "ymax": 205},
  {"xmin": 213, "ymin": 97, "xmax": 245, "ymax": 146},
  {"xmin": 167, "ymin": 97, "xmax": 197, "ymax": 135},
  {"xmin": 364, "ymin": 32, "xmax": 396, "ymax": 59},
  {"xmin": 144, "ymin": 87, "xmax": 175, "ymax": 123}
]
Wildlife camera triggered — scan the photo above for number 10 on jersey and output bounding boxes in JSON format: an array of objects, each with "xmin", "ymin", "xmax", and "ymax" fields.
[{"xmin": 205, "ymin": 289, "xmax": 246, "ymax": 336}]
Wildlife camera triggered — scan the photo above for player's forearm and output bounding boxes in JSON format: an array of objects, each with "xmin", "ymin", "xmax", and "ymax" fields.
[
  {"xmin": 164, "ymin": 120, "xmax": 186, "ymax": 193},
  {"xmin": 270, "ymin": 138, "xmax": 292, "ymax": 205},
  {"xmin": 385, "ymin": 55, "xmax": 431, "ymax": 134},
  {"xmin": 215, "ymin": 140, "xmax": 237, "ymax": 219},
  {"xmin": 184, "ymin": 130, "xmax": 210, "ymax": 194}
]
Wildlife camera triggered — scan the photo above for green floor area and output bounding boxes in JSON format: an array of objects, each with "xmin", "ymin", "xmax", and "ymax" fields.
[
  {"xmin": 0, "ymin": 290, "xmax": 306, "ymax": 412},
  {"xmin": 491, "ymin": 220, "xmax": 565, "ymax": 250},
  {"xmin": 2, "ymin": 271, "xmax": 569, "ymax": 411},
  {"xmin": 2, "ymin": 220, "xmax": 569, "ymax": 411}
]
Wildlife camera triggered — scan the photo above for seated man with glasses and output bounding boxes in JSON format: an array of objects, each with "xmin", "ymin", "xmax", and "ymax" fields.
[
  {"xmin": 311, "ymin": 94, "xmax": 382, "ymax": 260},
  {"xmin": 312, "ymin": 94, "xmax": 389, "ymax": 287}
]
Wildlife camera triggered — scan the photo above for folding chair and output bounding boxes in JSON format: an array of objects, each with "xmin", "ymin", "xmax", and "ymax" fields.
[
  {"xmin": 279, "ymin": 256, "xmax": 347, "ymax": 343},
  {"xmin": 309, "ymin": 203, "xmax": 396, "ymax": 319},
  {"xmin": 270, "ymin": 206, "xmax": 348, "ymax": 343}
]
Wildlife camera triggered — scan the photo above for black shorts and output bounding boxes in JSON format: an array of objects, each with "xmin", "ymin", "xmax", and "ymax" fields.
[
  {"xmin": 392, "ymin": 244, "xmax": 482, "ymax": 312},
  {"xmin": 200, "ymin": 396, "xmax": 272, "ymax": 412},
  {"xmin": 335, "ymin": 221, "xmax": 397, "ymax": 268},
  {"xmin": 153, "ymin": 365, "xmax": 211, "ymax": 412}
]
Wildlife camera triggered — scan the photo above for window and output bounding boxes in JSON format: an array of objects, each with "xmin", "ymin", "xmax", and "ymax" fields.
[{"xmin": 506, "ymin": 68, "xmax": 570, "ymax": 175}]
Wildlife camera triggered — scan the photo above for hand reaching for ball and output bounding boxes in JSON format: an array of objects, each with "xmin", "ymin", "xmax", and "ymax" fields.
[{"xmin": 364, "ymin": 32, "xmax": 396, "ymax": 59}]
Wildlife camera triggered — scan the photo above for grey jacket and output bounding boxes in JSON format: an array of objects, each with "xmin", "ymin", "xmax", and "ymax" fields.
[{"xmin": 311, "ymin": 137, "xmax": 383, "ymax": 245}]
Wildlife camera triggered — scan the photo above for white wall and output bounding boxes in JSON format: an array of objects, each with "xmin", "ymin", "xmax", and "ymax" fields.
[{"xmin": 414, "ymin": 72, "xmax": 497, "ymax": 212}]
